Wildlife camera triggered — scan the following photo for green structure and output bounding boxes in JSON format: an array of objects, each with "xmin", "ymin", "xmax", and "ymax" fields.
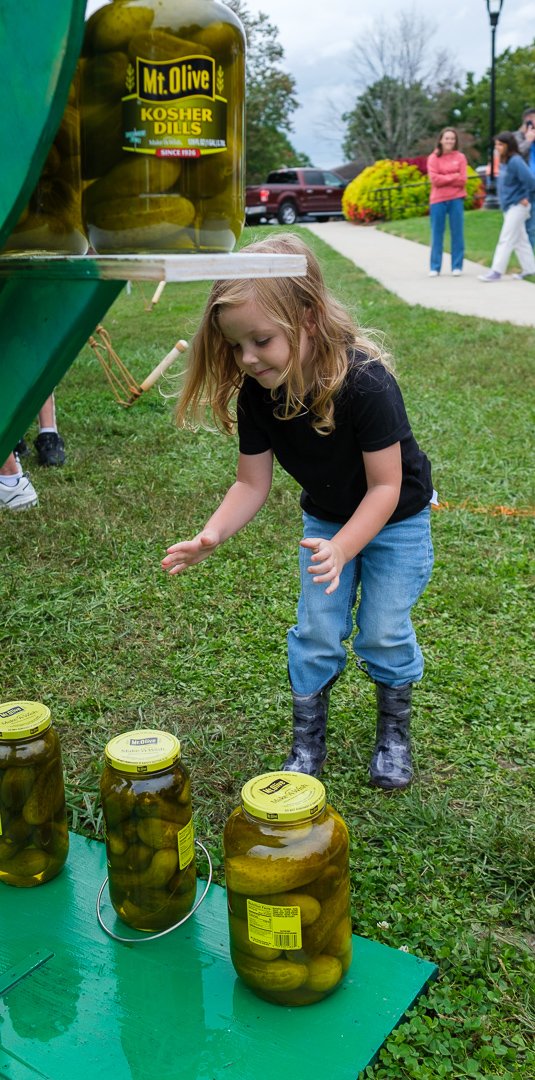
[{"xmin": 0, "ymin": 0, "xmax": 123, "ymax": 465}]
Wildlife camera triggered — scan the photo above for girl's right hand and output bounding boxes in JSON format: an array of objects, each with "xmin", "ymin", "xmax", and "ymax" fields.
[{"xmin": 161, "ymin": 527, "xmax": 220, "ymax": 575}]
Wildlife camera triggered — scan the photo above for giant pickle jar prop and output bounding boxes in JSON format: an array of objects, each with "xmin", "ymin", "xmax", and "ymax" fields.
[
  {"xmin": 101, "ymin": 729, "xmax": 197, "ymax": 931},
  {"xmin": 80, "ymin": 0, "xmax": 245, "ymax": 253},
  {"xmin": 2, "ymin": 76, "xmax": 88, "ymax": 255},
  {"xmin": 224, "ymin": 772, "xmax": 353, "ymax": 1006},
  {"xmin": 0, "ymin": 702, "xmax": 69, "ymax": 887}
]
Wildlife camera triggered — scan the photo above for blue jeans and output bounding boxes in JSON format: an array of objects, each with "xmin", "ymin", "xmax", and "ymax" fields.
[
  {"xmin": 430, "ymin": 198, "xmax": 465, "ymax": 272},
  {"xmin": 527, "ymin": 196, "xmax": 535, "ymax": 249},
  {"xmin": 287, "ymin": 508, "xmax": 434, "ymax": 694}
]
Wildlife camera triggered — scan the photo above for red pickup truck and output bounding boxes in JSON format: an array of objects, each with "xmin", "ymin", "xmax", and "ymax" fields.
[{"xmin": 245, "ymin": 167, "xmax": 347, "ymax": 225}]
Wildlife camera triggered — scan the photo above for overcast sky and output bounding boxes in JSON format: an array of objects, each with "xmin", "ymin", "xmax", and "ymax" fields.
[{"xmin": 85, "ymin": 0, "xmax": 535, "ymax": 166}]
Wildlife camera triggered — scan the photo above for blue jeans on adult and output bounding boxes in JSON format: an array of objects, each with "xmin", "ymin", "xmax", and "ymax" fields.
[
  {"xmin": 527, "ymin": 196, "xmax": 535, "ymax": 249},
  {"xmin": 430, "ymin": 198, "xmax": 465, "ymax": 272},
  {"xmin": 287, "ymin": 507, "xmax": 434, "ymax": 695}
]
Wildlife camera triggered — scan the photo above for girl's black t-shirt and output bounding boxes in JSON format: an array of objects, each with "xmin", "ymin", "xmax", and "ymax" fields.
[{"xmin": 237, "ymin": 357, "xmax": 433, "ymax": 524}]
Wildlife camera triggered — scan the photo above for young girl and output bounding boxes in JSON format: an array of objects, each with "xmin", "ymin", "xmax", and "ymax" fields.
[
  {"xmin": 427, "ymin": 127, "xmax": 467, "ymax": 277},
  {"xmin": 162, "ymin": 233, "xmax": 434, "ymax": 791},
  {"xmin": 479, "ymin": 131, "xmax": 535, "ymax": 282}
]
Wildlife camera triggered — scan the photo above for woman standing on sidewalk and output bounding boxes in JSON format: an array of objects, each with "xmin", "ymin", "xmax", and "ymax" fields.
[
  {"xmin": 427, "ymin": 127, "xmax": 467, "ymax": 277},
  {"xmin": 479, "ymin": 132, "xmax": 535, "ymax": 283}
]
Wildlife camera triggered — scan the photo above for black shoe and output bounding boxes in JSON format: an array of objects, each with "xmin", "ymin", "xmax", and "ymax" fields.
[
  {"xmin": 13, "ymin": 438, "xmax": 31, "ymax": 459},
  {"xmin": 34, "ymin": 431, "xmax": 66, "ymax": 467}
]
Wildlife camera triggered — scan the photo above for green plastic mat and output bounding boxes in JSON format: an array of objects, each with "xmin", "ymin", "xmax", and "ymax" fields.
[{"xmin": 0, "ymin": 833, "xmax": 437, "ymax": 1079}]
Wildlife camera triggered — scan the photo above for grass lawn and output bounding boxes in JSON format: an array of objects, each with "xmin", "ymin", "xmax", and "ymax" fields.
[
  {"xmin": 2, "ymin": 227, "xmax": 534, "ymax": 1078},
  {"xmin": 378, "ymin": 209, "xmax": 531, "ymax": 276}
]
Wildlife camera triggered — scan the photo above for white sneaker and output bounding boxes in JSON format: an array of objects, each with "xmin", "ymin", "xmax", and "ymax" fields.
[
  {"xmin": 478, "ymin": 270, "xmax": 502, "ymax": 282},
  {"xmin": 429, "ymin": 270, "xmax": 439, "ymax": 278},
  {"xmin": 452, "ymin": 269, "xmax": 462, "ymax": 276},
  {"xmin": 0, "ymin": 473, "xmax": 38, "ymax": 511}
]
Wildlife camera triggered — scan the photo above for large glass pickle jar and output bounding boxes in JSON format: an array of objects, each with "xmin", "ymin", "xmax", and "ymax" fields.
[
  {"xmin": 80, "ymin": 0, "xmax": 245, "ymax": 253},
  {"xmin": 101, "ymin": 729, "xmax": 196, "ymax": 931},
  {"xmin": 0, "ymin": 702, "xmax": 69, "ymax": 887},
  {"xmin": 223, "ymin": 772, "xmax": 352, "ymax": 1006},
  {"xmin": 2, "ymin": 76, "xmax": 88, "ymax": 255}
]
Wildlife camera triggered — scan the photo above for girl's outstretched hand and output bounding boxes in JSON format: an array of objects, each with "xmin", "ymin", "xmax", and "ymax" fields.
[
  {"xmin": 162, "ymin": 527, "xmax": 220, "ymax": 575},
  {"xmin": 301, "ymin": 537, "xmax": 346, "ymax": 595}
]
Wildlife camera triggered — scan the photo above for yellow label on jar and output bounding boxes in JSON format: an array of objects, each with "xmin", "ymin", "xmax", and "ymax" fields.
[
  {"xmin": 0, "ymin": 701, "xmax": 51, "ymax": 740},
  {"xmin": 122, "ymin": 55, "xmax": 227, "ymax": 158},
  {"xmin": 177, "ymin": 816, "xmax": 195, "ymax": 869},
  {"xmin": 246, "ymin": 899, "xmax": 302, "ymax": 951}
]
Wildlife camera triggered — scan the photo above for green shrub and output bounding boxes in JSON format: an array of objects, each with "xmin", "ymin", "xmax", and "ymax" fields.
[{"xmin": 342, "ymin": 159, "xmax": 484, "ymax": 223}]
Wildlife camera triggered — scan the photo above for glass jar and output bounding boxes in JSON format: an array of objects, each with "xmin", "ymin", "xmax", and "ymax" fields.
[
  {"xmin": 80, "ymin": 0, "xmax": 245, "ymax": 253},
  {"xmin": 223, "ymin": 772, "xmax": 352, "ymax": 1006},
  {"xmin": 2, "ymin": 75, "xmax": 88, "ymax": 255},
  {"xmin": 0, "ymin": 701, "xmax": 69, "ymax": 886},
  {"xmin": 101, "ymin": 728, "xmax": 196, "ymax": 931}
]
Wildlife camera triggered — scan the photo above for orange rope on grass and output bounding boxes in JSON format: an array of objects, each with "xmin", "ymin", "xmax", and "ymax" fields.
[{"xmin": 432, "ymin": 500, "xmax": 535, "ymax": 519}]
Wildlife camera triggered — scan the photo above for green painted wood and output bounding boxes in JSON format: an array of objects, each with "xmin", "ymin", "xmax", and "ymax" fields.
[
  {"xmin": 0, "ymin": 0, "xmax": 86, "ymax": 248},
  {"xmin": 0, "ymin": 832, "xmax": 437, "ymax": 1079},
  {"xmin": 0, "ymin": 279, "xmax": 123, "ymax": 464}
]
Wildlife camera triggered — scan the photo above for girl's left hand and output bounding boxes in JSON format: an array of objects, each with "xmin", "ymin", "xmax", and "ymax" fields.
[{"xmin": 301, "ymin": 537, "xmax": 346, "ymax": 595}]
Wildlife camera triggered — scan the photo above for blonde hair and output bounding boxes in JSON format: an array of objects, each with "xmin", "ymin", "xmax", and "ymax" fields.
[{"xmin": 176, "ymin": 232, "xmax": 393, "ymax": 435}]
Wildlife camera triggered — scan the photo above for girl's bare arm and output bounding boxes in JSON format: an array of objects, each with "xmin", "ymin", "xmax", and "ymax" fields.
[
  {"xmin": 302, "ymin": 443, "xmax": 402, "ymax": 594},
  {"xmin": 162, "ymin": 450, "xmax": 273, "ymax": 575}
]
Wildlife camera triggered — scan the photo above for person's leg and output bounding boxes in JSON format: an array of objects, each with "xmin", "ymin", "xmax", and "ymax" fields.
[
  {"xmin": 429, "ymin": 202, "xmax": 446, "ymax": 273},
  {"xmin": 38, "ymin": 394, "xmax": 57, "ymax": 431},
  {"xmin": 34, "ymin": 392, "xmax": 65, "ymax": 466},
  {"xmin": 284, "ymin": 513, "xmax": 357, "ymax": 774},
  {"xmin": 526, "ymin": 196, "xmax": 535, "ymax": 248},
  {"xmin": 0, "ymin": 453, "xmax": 21, "ymax": 478},
  {"xmin": 491, "ymin": 206, "xmax": 523, "ymax": 274},
  {"xmin": 449, "ymin": 198, "xmax": 465, "ymax": 271},
  {"xmin": 513, "ymin": 205, "xmax": 535, "ymax": 274},
  {"xmin": 288, "ymin": 514, "xmax": 357, "ymax": 695},
  {"xmin": 353, "ymin": 507, "xmax": 434, "ymax": 788},
  {"xmin": 353, "ymin": 508, "xmax": 434, "ymax": 686}
]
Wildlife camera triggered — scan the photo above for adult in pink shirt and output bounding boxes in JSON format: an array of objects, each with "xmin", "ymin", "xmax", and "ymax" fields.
[{"xmin": 427, "ymin": 127, "xmax": 468, "ymax": 277}]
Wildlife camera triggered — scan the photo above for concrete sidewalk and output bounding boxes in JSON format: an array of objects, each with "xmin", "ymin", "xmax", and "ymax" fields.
[{"xmin": 305, "ymin": 220, "xmax": 535, "ymax": 327}]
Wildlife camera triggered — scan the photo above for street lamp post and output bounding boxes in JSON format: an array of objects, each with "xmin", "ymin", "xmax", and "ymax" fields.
[{"xmin": 483, "ymin": 0, "xmax": 504, "ymax": 209}]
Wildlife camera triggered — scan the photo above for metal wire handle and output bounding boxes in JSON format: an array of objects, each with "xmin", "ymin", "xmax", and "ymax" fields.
[{"xmin": 96, "ymin": 839, "xmax": 212, "ymax": 944}]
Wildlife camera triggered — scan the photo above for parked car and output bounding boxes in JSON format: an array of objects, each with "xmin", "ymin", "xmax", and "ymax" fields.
[{"xmin": 245, "ymin": 167, "xmax": 347, "ymax": 225}]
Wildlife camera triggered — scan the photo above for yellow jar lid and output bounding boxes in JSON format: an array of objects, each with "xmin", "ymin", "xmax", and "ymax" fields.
[
  {"xmin": 241, "ymin": 771, "xmax": 326, "ymax": 823},
  {"xmin": 104, "ymin": 729, "xmax": 181, "ymax": 774},
  {"xmin": 0, "ymin": 701, "xmax": 52, "ymax": 740}
]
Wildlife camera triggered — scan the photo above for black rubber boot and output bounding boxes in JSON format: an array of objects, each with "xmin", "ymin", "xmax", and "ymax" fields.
[
  {"xmin": 369, "ymin": 682, "xmax": 413, "ymax": 790},
  {"xmin": 281, "ymin": 677, "xmax": 337, "ymax": 777}
]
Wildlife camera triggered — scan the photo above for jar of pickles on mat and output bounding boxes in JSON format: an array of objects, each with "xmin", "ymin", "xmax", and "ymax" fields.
[
  {"xmin": 223, "ymin": 772, "xmax": 353, "ymax": 1006},
  {"xmin": 0, "ymin": 701, "xmax": 69, "ymax": 886},
  {"xmin": 100, "ymin": 729, "xmax": 197, "ymax": 931}
]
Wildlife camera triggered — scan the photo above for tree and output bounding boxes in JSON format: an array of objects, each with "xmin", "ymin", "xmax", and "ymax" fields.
[
  {"xmin": 449, "ymin": 43, "xmax": 535, "ymax": 160},
  {"xmin": 342, "ymin": 9, "xmax": 461, "ymax": 162},
  {"xmin": 226, "ymin": 1, "xmax": 310, "ymax": 182}
]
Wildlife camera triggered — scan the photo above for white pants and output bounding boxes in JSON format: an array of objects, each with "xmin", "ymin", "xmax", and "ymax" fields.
[{"xmin": 492, "ymin": 203, "xmax": 535, "ymax": 275}]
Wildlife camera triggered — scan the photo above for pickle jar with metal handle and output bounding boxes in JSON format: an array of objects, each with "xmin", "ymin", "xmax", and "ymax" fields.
[
  {"xmin": 80, "ymin": 0, "xmax": 245, "ymax": 254},
  {"xmin": 2, "ymin": 74, "xmax": 88, "ymax": 255},
  {"xmin": 223, "ymin": 772, "xmax": 352, "ymax": 1006},
  {"xmin": 101, "ymin": 729, "xmax": 196, "ymax": 931},
  {"xmin": 0, "ymin": 701, "xmax": 69, "ymax": 887}
]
